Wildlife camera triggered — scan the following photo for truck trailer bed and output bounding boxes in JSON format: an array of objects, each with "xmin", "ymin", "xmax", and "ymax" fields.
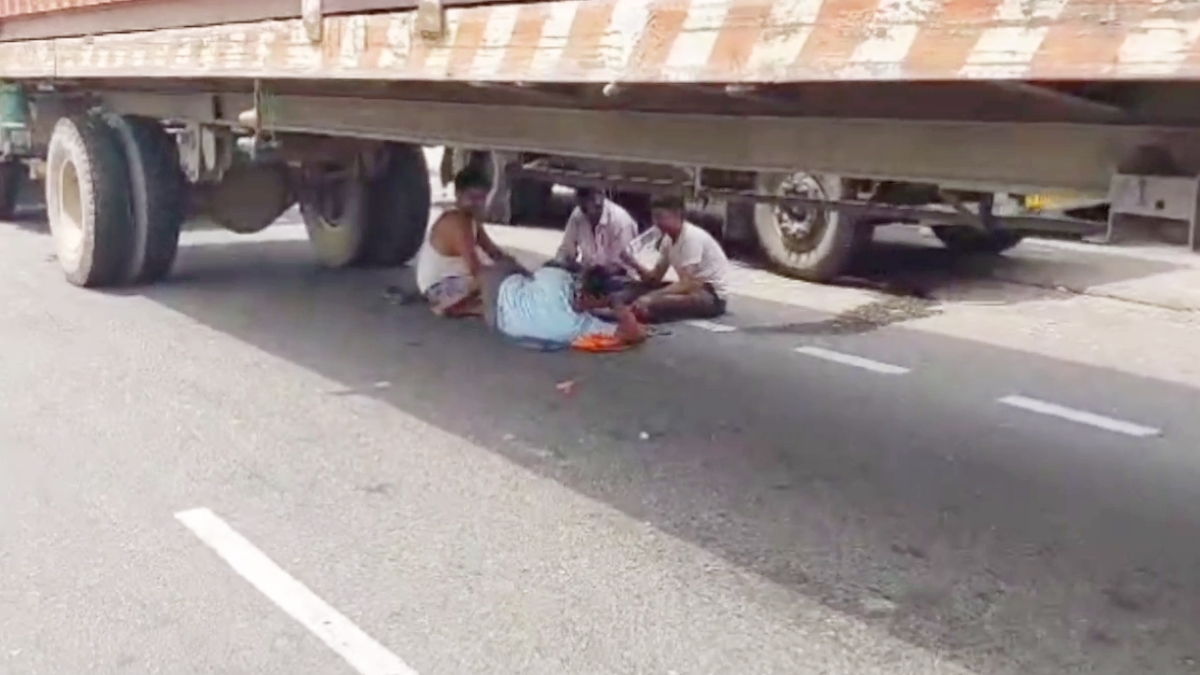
[{"xmin": 0, "ymin": 0, "xmax": 1197, "ymax": 84}]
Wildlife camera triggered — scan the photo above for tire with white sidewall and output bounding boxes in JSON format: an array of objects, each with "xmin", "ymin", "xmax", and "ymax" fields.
[
  {"xmin": 753, "ymin": 172, "xmax": 867, "ymax": 283},
  {"xmin": 45, "ymin": 115, "xmax": 135, "ymax": 287},
  {"xmin": 300, "ymin": 172, "xmax": 369, "ymax": 269},
  {"xmin": 300, "ymin": 143, "xmax": 430, "ymax": 269}
]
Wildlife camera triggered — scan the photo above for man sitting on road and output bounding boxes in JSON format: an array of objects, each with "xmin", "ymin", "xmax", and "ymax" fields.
[
  {"xmin": 414, "ymin": 166, "xmax": 525, "ymax": 316},
  {"xmin": 618, "ymin": 195, "xmax": 731, "ymax": 324},
  {"xmin": 478, "ymin": 260, "xmax": 647, "ymax": 350},
  {"xmin": 554, "ymin": 187, "xmax": 640, "ymax": 276}
]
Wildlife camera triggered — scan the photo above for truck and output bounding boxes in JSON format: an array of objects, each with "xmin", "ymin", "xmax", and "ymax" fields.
[{"xmin": 0, "ymin": 0, "xmax": 1195, "ymax": 288}]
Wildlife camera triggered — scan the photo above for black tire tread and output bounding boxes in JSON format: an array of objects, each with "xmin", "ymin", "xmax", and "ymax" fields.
[
  {"xmin": 510, "ymin": 179, "xmax": 552, "ymax": 224},
  {"xmin": 932, "ymin": 226, "xmax": 1024, "ymax": 255},
  {"xmin": 358, "ymin": 143, "xmax": 432, "ymax": 267},
  {"xmin": 116, "ymin": 115, "xmax": 185, "ymax": 284}
]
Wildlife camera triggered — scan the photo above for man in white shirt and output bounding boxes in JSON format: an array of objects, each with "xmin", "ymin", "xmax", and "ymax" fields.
[
  {"xmin": 554, "ymin": 187, "xmax": 640, "ymax": 274},
  {"xmin": 620, "ymin": 195, "xmax": 730, "ymax": 323}
]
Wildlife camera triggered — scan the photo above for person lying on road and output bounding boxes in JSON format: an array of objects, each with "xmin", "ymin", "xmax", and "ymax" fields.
[
  {"xmin": 554, "ymin": 187, "xmax": 639, "ymax": 277},
  {"xmin": 478, "ymin": 260, "xmax": 647, "ymax": 350},
  {"xmin": 414, "ymin": 165, "xmax": 524, "ymax": 317},
  {"xmin": 618, "ymin": 195, "xmax": 730, "ymax": 324}
]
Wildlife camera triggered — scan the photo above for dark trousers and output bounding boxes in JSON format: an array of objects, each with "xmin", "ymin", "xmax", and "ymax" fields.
[{"xmin": 620, "ymin": 281, "xmax": 727, "ymax": 324}]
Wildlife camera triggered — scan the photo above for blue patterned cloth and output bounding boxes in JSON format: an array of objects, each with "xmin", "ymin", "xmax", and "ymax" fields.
[{"xmin": 495, "ymin": 266, "xmax": 618, "ymax": 344}]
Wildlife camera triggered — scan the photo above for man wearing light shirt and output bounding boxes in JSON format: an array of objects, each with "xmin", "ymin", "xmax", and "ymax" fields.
[
  {"xmin": 620, "ymin": 194, "xmax": 730, "ymax": 323},
  {"xmin": 554, "ymin": 187, "xmax": 640, "ymax": 274}
]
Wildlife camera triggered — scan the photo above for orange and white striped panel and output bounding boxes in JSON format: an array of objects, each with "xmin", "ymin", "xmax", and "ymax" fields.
[{"xmin": 2, "ymin": 0, "xmax": 1200, "ymax": 82}]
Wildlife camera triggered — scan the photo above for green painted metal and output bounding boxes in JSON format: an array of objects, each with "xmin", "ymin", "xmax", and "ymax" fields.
[{"xmin": 0, "ymin": 83, "xmax": 29, "ymax": 129}]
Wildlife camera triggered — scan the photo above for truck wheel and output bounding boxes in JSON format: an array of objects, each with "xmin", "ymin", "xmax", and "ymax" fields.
[
  {"xmin": 45, "ymin": 115, "xmax": 134, "ymax": 288},
  {"xmin": 443, "ymin": 148, "xmax": 549, "ymax": 225},
  {"xmin": 611, "ymin": 191, "xmax": 653, "ymax": 231},
  {"xmin": 932, "ymin": 226, "xmax": 1024, "ymax": 254},
  {"xmin": 510, "ymin": 179, "xmax": 553, "ymax": 224},
  {"xmin": 358, "ymin": 143, "xmax": 431, "ymax": 267},
  {"xmin": 753, "ymin": 172, "xmax": 865, "ymax": 282},
  {"xmin": 299, "ymin": 166, "xmax": 369, "ymax": 269},
  {"xmin": 0, "ymin": 160, "xmax": 26, "ymax": 220},
  {"xmin": 104, "ymin": 114, "xmax": 185, "ymax": 284}
]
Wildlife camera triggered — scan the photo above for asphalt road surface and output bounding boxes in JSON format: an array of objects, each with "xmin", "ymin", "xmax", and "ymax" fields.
[{"xmin": 4, "ymin": 214, "xmax": 1200, "ymax": 675}]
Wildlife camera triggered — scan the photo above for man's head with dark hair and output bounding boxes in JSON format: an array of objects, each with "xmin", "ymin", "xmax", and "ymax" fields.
[
  {"xmin": 453, "ymin": 165, "xmax": 492, "ymax": 218},
  {"xmin": 575, "ymin": 186, "xmax": 606, "ymax": 226},
  {"xmin": 650, "ymin": 194, "xmax": 686, "ymax": 238},
  {"xmin": 573, "ymin": 265, "xmax": 621, "ymax": 311}
]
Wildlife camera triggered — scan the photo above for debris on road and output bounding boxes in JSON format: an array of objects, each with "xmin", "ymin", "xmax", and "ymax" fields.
[{"xmin": 382, "ymin": 285, "xmax": 421, "ymax": 305}]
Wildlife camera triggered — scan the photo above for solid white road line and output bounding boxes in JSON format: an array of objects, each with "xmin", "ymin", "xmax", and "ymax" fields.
[
  {"xmin": 176, "ymin": 508, "xmax": 418, "ymax": 675},
  {"xmin": 685, "ymin": 319, "xmax": 737, "ymax": 333},
  {"xmin": 998, "ymin": 395, "xmax": 1162, "ymax": 438},
  {"xmin": 793, "ymin": 346, "xmax": 911, "ymax": 375}
]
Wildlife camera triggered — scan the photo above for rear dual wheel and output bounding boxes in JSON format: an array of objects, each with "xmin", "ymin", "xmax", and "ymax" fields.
[
  {"xmin": 748, "ymin": 174, "xmax": 1024, "ymax": 281},
  {"xmin": 301, "ymin": 143, "xmax": 432, "ymax": 268},
  {"xmin": 45, "ymin": 113, "xmax": 184, "ymax": 287},
  {"xmin": 441, "ymin": 148, "xmax": 551, "ymax": 225},
  {"xmin": 750, "ymin": 172, "xmax": 872, "ymax": 283}
]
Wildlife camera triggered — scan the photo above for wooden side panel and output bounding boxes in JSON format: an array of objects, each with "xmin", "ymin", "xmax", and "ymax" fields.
[{"xmin": 0, "ymin": 0, "xmax": 1198, "ymax": 83}]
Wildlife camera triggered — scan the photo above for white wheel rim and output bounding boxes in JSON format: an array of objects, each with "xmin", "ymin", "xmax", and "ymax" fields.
[
  {"xmin": 302, "ymin": 176, "xmax": 366, "ymax": 268},
  {"xmin": 773, "ymin": 173, "xmax": 826, "ymax": 239},
  {"xmin": 52, "ymin": 154, "xmax": 85, "ymax": 267}
]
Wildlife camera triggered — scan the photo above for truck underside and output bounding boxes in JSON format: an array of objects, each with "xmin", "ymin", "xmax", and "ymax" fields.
[{"xmin": 2, "ymin": 0, "xmax": 1198, "ymax": 284}]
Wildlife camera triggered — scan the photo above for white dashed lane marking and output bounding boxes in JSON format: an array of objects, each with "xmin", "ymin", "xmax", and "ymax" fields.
[
  {"xmin": 683, "ymin": 320, "xmax": 1156, "ymax": 440},
  {"xmin": 685, "ymin": 319, "xmax": 737, "ymax": 333},
  {"xmin": 998, "ymin": 395, "xmax": 1162, "ymax": 438},
  {"xmin": 793, "ymin": 346, "xmax": 911, "ymax": 375},
  {"xmin": 176, "ymin": 508, "xmax": 419, "ymax": 675}
]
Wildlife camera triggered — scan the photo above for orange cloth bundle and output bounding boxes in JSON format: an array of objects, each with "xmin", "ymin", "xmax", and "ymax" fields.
[{"xmin": 570, "ymin": 334, "xmax": 635, "ymax": 353}]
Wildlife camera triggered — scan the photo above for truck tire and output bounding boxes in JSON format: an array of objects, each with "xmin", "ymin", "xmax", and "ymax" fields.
[
  {"xmin": 45, "ymin": 115, "xmax": 135, "ymax": 288},
  {"xmin": 443, "ymin": 148, "xmax": 549, "ymax": 225},
  {"xmin": 611, "ymin": 191, "xmax": 652, "ymax": 231},
  {"xmin": 300, "ymin": 170, "xmax": 369, "ymax": 269},
  {"xmin": 753, "ymin": 172, "xmax": 866, "ymax": 283},
  {"xmin": 932, "ymin": 226, "xmax": 1024, "ymax": 254},
  {"xmin": 510, "ymin": 178, "xmax": 553, "ymax": 224},
  {"xmin": 104, "ymin": 114, "xmax": 185, "ymax": 284},
  {"xmin": 358, "ymin": 143, "xmax": 431, "ymax": 267},
  {"xmin": 0, "ymin": 160, "xmax": 26, "ymax": 220}
]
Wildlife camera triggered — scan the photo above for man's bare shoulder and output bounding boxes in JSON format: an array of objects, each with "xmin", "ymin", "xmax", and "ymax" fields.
[{"xmin": 430, "ymin": 208, "xmax": 473, "ymax": 235}]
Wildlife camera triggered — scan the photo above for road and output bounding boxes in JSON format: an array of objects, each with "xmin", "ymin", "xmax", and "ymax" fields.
[{"xmin": 4, "ymin": 212, "xmax": 1200, "ymax": 675}]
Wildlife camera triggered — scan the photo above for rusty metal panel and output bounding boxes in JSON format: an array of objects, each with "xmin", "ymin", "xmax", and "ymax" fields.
[
  {"xmin": 1, "ymin": 0, "xmax": 1199, "ymax": 83},
  {"xmin": 0, "ymin": 0, "xmax": 526, "ymax": 42},
  {"xmin": 0, "ymin": 0, "xmax": 121, "ymax": 16},
  {"xmin": 0, "ymin": 0, "xmax": 496, "ymax": 21}
]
